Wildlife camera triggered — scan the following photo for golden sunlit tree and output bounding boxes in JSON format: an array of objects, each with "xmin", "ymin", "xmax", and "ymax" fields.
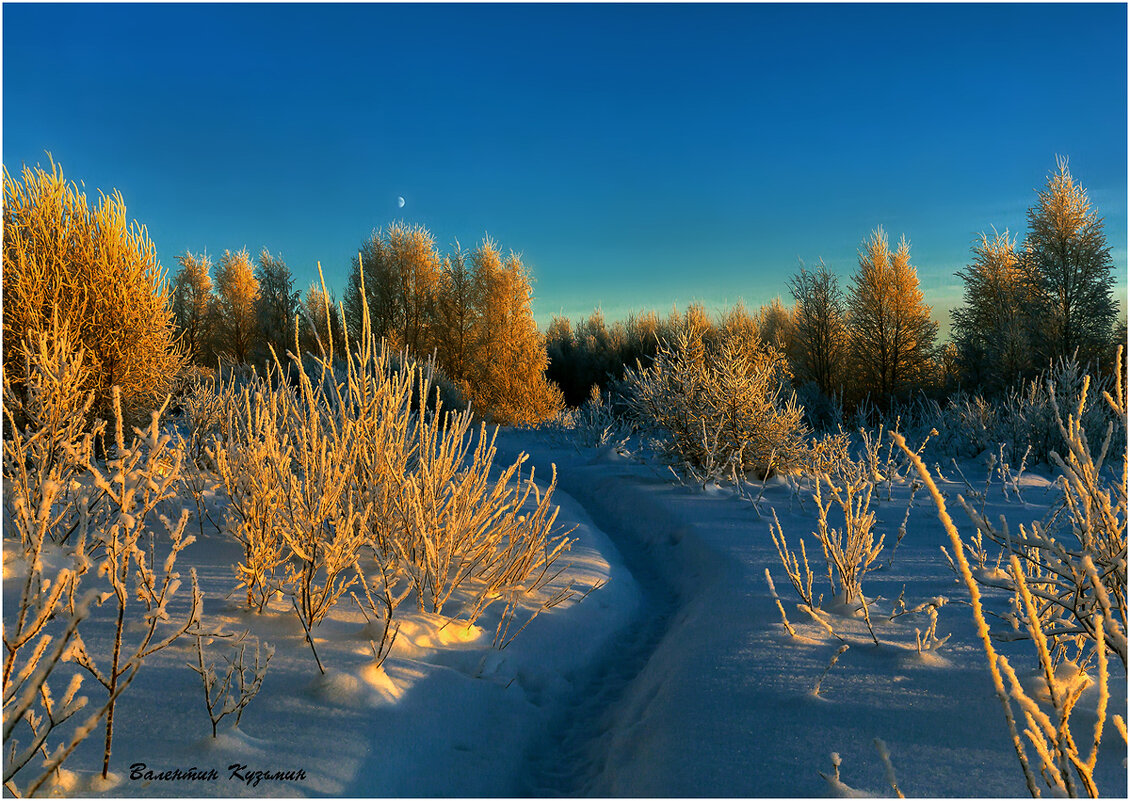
[
  {"xmin": 471, "ymin": 240, "xmax": 562, "ymax": 424},
  {"xmin": 754, "ymin": 296, "xmax": 796, "ymax": 354},
  {"xmin": 2, "ymin": 159, "xmax": 184, "ymax": 419},
  {"xmin": 344, "ymin": 228, "xmax": 398, "ymax": 345},
  {"xmin": 388, "ymin": 221, "xmax": 442, "ymax": 355},
  {"xmin": 298, "ymin": 281, "xmax": 345, "ymax": 358},
  {"xmin": 171, "ymin": 250, "xmax": 215, "ymax": 364},
  {"xmin": 951, "ymin": 230, "xmax": 1034, "ymax": 392},
  {"xmin": 846, "ymin": 227, "xmax": 938, "ymax": 403},
  {"xmin": 1021, "ymin": 157, "xmax": 1118, "ymax": 366},
  {"xmin": 212, "ymin": 248, "xmax": 260, "ymax": 365}
]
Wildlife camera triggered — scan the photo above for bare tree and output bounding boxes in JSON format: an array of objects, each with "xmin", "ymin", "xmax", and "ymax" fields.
[{"xmin": 789, "ymin": 260, "xmax": 848, "ymax": 398}]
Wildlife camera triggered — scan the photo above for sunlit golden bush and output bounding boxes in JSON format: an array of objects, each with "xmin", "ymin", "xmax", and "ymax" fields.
[{"xmin": 3, "ymin": 158, "xmax": 184, "ymax": 421}]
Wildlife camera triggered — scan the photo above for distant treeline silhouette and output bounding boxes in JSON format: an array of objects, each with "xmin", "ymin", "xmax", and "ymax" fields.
[{"xmin": 547, "ymin": 158, "xmax": 1124, "ymax": 418}]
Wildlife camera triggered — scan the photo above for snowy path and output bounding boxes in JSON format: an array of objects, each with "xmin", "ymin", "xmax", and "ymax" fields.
[
  {"xmin": 495, "ymin": 431, "xmax": 1128, "ymax": 797},
  {"xmin": 514, "ymin": 469, "xmax": 680, "ymax": 795},
  {"xmin": 7, "ymin": 428, "xmax": 1126, "ymax": 796}
]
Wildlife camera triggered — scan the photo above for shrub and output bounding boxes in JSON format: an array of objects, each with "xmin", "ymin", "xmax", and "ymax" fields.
[
  {"xmin": 895, "ymin": 351, "xmax": 1127, "ymax": 796},
  {"xmin": 3, "ymin": 321, "xmax": 106, "ymax": 796},
  {"xmin": 2, "ymin": 159, "xmax": 185, "ymax": 422},
  {"xmin": 206, "ymin": 278, "xmax": 574, "ymax": 651},
  {"xmin": 623, "ymin": 330, "xmax": 807, "ymax": 480},
  {"xmin": 3, "ymin": 325, "xmax": 199, "ymax": 788}
]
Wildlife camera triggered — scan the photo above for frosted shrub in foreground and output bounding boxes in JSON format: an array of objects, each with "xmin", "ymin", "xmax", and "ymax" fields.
[
  {"xmin": 941, "ymin": 360, "xmax": 1126, "ymax": 668},
  {"xmin": 895, "ymin": 352, "xmax": 1127, "ymax": 797},
  {"xmin": 210, "ymin": 380, "xmax": 295, "ymax": 612},
  {"xmin": 3, "ymin": 324, "xmax": 106, "ymax": 794},
  {"xmin": 3, "ymin": 360, "xmax": 101, "ymax": 796},
  {"xmin": 770, "ymin": 448, "xmax": 884, "ymax": 641},
  {"xmin": 624, "ymin": 331, "xmax": 807, "ymax": 481},
  {"xmin": 208, "ymin": 266, "xmax": 574, "ymax": 656},
  {"xmin": 67, "ymin": 388, "xmax": 202, "ymax": 780},
  {"xmin": 2, "ymin": 318, "xmax": 103, "ymax": 549},
  {"xmin": 3, "ymin": 331, "xmax": 201, "ymax": 790},
  {"xmin": 189, "ymin": 632, "xmax": 273, "ymax": 739}
]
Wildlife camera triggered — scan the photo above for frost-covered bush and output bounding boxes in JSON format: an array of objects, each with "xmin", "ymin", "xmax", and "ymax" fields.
[
  {"xmin": 897, "ymin": 353, "xmax": 1124, "ymax": 466},
  {"xmin": 623, "ymin": 331, "xmax": 808, "ymax": 480},
  {"xmin": 68, "ymin": 388, "xmax": 202, "ymax": 779},
  {"xmin": 547, "ymin": 384, "xmax": 629, "ymax": 449},
  {"xmin": 771, "ymin": 450, "xmax": 883, "ymax": 612},
  {"xmin": 793, "ymin": 380, "xmax": 844, "ymax": 432},
  {"xmin": 207, "ymin": 281, "xmax": 574, "ymax": 647},
  {"xmin": 896, "ymin": 354, "xmax": 1127, "ymax": 796},
  {"xmin": 2, "ymin": 324, "xmax": 105, "ymax": 795},
  {"xmin": 998, "ymin": 354, "xmax": 1122, "ymax": 465},
  {"xmin": 189, "ymin": 633, "xmax": 273, "ymax": 739},
  {"xmin": 2, "ymin": 160, "xmax": 184, "ymax": 422},
  {"xmin": 2, "ymin": 318, "xmax": 103, "ymax": 549},
  {"xmin": 3, "ymin": 327, "xmax": 200, "ymax": 788}
]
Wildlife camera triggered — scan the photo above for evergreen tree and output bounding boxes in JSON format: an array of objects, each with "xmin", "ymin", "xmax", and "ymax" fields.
[
  {"xmin": 1022, "ymin": 157, "xmax": 1117, "ymax": 365},
  {"xmin": 212, "ymin": 248, "xmax": 260, "ymax": 365},
  {"xmin": 171, "ymin": 251, "xmax": 215, "ymax": 364},
  {"xmin": 846, "ymin": 228, "xmax": 938, "ymax": 403}
]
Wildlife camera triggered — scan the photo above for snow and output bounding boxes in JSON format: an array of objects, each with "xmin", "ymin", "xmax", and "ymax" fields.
[{"xmin": 5, "ymin": 427, "xmax": 1127, "ymax": 796}]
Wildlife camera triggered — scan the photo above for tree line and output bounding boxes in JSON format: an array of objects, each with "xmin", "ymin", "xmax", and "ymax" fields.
[
  {"xmin": 547, "ymin": 158, "xmax": 1123, "ymax": 414},
  {"xmin": 169, "ymin": 222, "xmax": 562, "ymax": 425},
  {"xmin": 6, "ymin": 156, "xmax": 1120, "ymax": 432}
]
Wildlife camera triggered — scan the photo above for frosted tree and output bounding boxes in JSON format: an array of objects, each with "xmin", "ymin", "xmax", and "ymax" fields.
[
  {"xmin": 1022, "ymin": 157, "xmax": 1117, "ymax": 366},
  {"xmin": 624, "ymin": 330, "xmax": 807, "ymax": 480},
  {"xmin": 254, "ymin": 249, "xmax": 298, "ymax": 366},
  {"xmin": 344, "ymin": 228, "xmax": 399, "ymax": 345},
  {"xmin": 718, "ymin": 301, "xmax": 760, "ymax": 346},
  {"xmin": 754, "ymin": 296, "xmax": 795, "ymax": 354},
  {"xmin": 434, "ymin": 242, "xmax": 480, "ymax": 390},
  {"xmin": 388, "ymin": 222, "xmax": 441, "ymax": 355},
  {"xmin": 171, "ymin": 251, "xmax": 215, "ymax": 364},
  {"xmin": 471, "ymin": 241, "xmax": 562, "ymax": 425},
  {"xmin": 212, "ymin": 248, "xmax": 260, "ymax": 365},
  {"xmin": 846, "ymin": 228, "xmax": 938, "ymax": 403},
  {"xmin": 789, "ymin": 260, "xmax": 848, "ymax": 399},
  {"xmin": 951, "ymin": 230, "xmax": 1034, "ymax": 392},
  {"xmin": 298, "ymin": 282, "xmax": 345, "ymax": 359}
]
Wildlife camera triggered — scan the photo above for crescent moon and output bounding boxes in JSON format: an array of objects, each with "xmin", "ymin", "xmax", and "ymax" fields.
[{"xmin": 397, "ymin": 196, "xmax": 406, "ymax": 208}]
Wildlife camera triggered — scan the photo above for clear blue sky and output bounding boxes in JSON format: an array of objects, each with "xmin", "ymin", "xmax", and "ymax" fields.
[{"xmin": 4, "ymin": 3, "xmax": 1126, "ymax": 335}]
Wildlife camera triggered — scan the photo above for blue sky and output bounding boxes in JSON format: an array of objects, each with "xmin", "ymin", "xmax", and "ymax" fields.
[{"xmin": 4, "ymin": 3, "xmax": 1126, "ymax": 333}]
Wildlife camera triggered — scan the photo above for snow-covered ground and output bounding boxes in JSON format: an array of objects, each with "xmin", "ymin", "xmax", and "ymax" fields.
[{"xmin": 4, "ymin": 427, "xmax": 1127, "ymax": 797}]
